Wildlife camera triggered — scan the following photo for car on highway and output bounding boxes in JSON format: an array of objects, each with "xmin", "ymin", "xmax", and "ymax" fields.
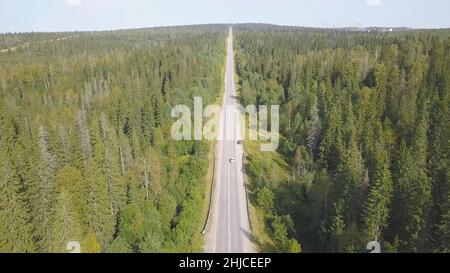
[
  {"xmin": 237, "ymin": 140, "xmax": 244, "ymax": 145},
  {"xmin": 229, "ymin": 158, "xmax": 236, "ymax": 163}
]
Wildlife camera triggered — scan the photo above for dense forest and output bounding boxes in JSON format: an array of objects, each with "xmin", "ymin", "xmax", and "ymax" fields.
[
  {"xmin": 1, "ymin": 23, "xmax": 449, "ymax": 254},
  {"xmin": 235, "ymin": 24, "xmax": 449, "ymax": 253},
  {"xmin": 0, "ymin": 25, "xmax": 227, "ymax": 253}
]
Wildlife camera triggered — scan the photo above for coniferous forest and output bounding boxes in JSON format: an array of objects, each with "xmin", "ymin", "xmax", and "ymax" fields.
[
  {"xmin": 235, "ymin": 24, "xmax": 449, "ymax": 253},
  {"xmin": 0, "ymin": 25, "xmax": 227, "ymax": 253},
  {"xmin": 0, "ymin": 23, "xmax": 449, "ymax": 253}
]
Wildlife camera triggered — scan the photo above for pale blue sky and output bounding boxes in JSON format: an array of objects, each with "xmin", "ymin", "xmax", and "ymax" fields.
[{"xmin": 0, "ymin": 0, "xmax": 449, "ymax": 32}]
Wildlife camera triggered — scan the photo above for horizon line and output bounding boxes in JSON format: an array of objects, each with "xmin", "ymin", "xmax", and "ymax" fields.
[{"xmin": 1, "ymin": 22, "xmax": 450, "ymax": 35}]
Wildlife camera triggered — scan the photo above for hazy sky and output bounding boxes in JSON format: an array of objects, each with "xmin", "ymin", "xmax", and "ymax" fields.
[{"xmin": 1, "ymin": 0, "xmax": 449, "ymax": 32}]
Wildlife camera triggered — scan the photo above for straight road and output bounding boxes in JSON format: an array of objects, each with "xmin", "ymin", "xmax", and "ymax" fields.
[{"xmin": 205, "ymin": 27, "xmax": 254, "ymax": 253}]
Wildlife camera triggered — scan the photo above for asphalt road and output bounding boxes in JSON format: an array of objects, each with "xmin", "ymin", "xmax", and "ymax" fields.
[{"xmin": 205, "ymin": 27, "xmax": 254, "ymax": 253}]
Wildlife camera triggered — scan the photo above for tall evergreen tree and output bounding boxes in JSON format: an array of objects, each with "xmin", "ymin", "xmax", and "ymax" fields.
[
  {"xmin": 363, "ymin": 139, "xmax": 393, "ymax": 242},
  {"xmin": 50, "ymin": 188, "xmax": 82, "ymax": 253},
  {"xmin": 0, "ymin": 148, "xmax": 35, "ymax": 252}
]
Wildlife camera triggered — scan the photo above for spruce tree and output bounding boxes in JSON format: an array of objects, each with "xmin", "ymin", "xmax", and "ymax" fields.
[
  {"xmin": 0, "ymin": 148, "xmax": 36, "ymax": 253},
  {"xmin": 51, "ymin": 189, "xmax": 82, "ymax": 253},
  {"xmin": 363, "ymin": 140, "xmax": 393, "ymax": 242}
]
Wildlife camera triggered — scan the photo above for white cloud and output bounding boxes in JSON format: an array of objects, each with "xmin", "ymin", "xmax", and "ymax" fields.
[
  {"xmin": 67, "ymin": 0, "xmax": 81, "ymax": 7},
  {"xmin": 366, "ymin": 0, "xmax": 382, "ymax": 6}
]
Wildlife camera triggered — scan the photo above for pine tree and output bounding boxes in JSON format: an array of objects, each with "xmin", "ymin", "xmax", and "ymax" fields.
[
  {"xmin": 0, "ymin": 148, "xmax": 36, "ymax": 253},
  {"xmin": 338, "ymin": 135, "xmax": 366, "ymax": 222},
  {"xmin": 19, "ymin": 133, "xmax": 57, "ymax": 252},
  {"xmin": 363, "ymin": 140, "xmax": 393, "ymax": 242},
  {"xmin": 100, "ymin": 114, "xmax": 127, "ymax": 218},
  {"xmin": 391, "ymin": 139, "xmax": 430, "ymax": 251},
  {"xmin": 86, "ymin": 120, "xmax": 115, "ymax": 248},
  {"xmin": 50, "ymin": 188, "xmax": 82, "ymax": 253},
  {"xmin": 320, "ymin": 103, "xmax": 343, "ymax": 173},
  {"xmin": 56, "ymin": 166, "xmax": 89, "ymax": 233},
  {"xmin": 68, "ymin": 120, "xmax": 85, "ymax": 173},
  {"xmin": 428, "ymin": 91, "xmax": 449, "ymax": 251},
  {"xmin": 329, "ymin": 197, "xmax": 346, "ymax": 252},
  {"xmin": 437, "ymin": 187, "xmax": 450, "ymax": 251}
]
